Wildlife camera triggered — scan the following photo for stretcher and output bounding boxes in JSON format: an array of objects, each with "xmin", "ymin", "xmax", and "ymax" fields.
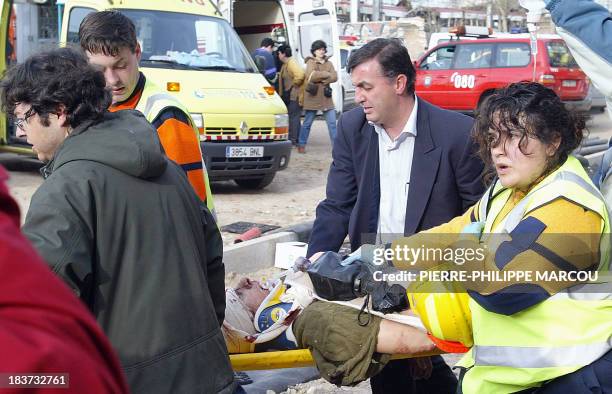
[{"xmin": 229, "ymin": 348, "xmax": 445, "ymax": 371}]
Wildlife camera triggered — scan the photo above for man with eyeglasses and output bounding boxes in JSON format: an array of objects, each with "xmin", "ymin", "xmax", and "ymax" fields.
[{"xmin": 1, "ymin": 47, "xmax": 235, "ymax": 394}]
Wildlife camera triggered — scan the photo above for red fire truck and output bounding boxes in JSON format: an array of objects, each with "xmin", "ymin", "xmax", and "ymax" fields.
[{"xmin": 414, "ymin": 28, "xmax": 591, "ymax": 113}]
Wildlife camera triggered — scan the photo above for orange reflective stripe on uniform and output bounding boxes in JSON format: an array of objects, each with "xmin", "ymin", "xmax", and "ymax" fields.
[
  {"xmin": 156, "ymin": 116, "xmax": 208, "ymax": 202},
  {"xmin": 109, "ymin": 74, "xmax": 214, "ymax": 212}
]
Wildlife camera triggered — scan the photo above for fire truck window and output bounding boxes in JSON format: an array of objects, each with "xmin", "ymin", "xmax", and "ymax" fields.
[
  {"xmin": 546, "ymin": 41, "xmax": 578, "ymax": 68},
  {"xmin": 67, "ymin": 7, "xmax": 96, "ymax": 44},
  {"xmin": 495, "ymin": 43, "xmax": 530, "ymax": 68},
  {"xmin": 420, "ymin": 46, "xmax": 455, "ymax": 70},
  {"xmin": 454, "ymin": 44, "xmax": 493, "ymax": 69}
]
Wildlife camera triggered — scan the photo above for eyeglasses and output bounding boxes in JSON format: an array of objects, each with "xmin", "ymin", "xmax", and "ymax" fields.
[{"xmin": 14, "ymin": 108, "xmax": 35, "ymax": 132}]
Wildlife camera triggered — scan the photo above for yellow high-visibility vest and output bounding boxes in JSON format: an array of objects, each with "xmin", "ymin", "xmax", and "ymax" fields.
[
  {"xmin": 457, "ymin": 155, "xmax": 612, "ymax": 393},
  {"xmin": 136, "ymin": 79, "xmax": 216, "ymax": 217}
]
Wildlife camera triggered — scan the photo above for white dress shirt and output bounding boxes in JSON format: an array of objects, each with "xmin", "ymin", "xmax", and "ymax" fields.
[{"xmin": 373, "ymin": 97, "xmax": 418, "ymax": 244}]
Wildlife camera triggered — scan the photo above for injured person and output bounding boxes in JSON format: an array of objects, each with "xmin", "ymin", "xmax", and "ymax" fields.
[{"xmin": 222, "ymin": 254, "xmax": 462, "ymax": 386}]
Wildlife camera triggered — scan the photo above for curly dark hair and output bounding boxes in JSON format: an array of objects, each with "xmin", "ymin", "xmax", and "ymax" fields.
[
  {"xmin": 0, "ymin": 47, "xmax": 110, "ymax": 128},
  {"xmin": 347, "ymin": 38, "xmax": 416, "ymax": 95},
  {"xmin": 277, "ymin": 44, "xmax": 292, "ymax": 57},
  {"xmin": 79, "ymin": 11, "xmax": 137, "ymax": 56},
  {"xmin": 473, "ymin": 82, "xmax": 584, "ymax": 184},
  {"xmin": 310, "ymin": 40, "xmax": 327, "ymax": 55}
]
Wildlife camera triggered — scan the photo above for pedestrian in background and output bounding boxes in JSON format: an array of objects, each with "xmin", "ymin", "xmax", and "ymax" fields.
[
  {"xmin": 298, "ymin": 40, "xmax": 338, "ymax": 153},
  {"xmin": 1, "ymin": 47, "xmax": 235, "ymax": 394},
  {"xmin": 278, "ymin": 44, "xmax": 305, "ymax": 145},
  {"xmin": 253, "ymin": 37, "xmax": 278, "ymax": 84}
]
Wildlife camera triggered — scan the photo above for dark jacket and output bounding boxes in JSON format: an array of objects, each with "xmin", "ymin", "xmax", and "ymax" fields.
[
  {"xmin": 0, "ymin": 166, "xmax": 129, "ymax": 394},
  {"xmin": 23, "ymin": 111, "xmax": 235, "ymax": 394},
  {"xmin": 307, "ymin": 98, "xmax": 485, "ymax": 255}
]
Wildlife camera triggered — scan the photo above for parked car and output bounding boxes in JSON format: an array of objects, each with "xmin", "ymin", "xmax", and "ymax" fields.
[
  {"xmin": 589, "ymin": 83, "xmax": 607, "ymax": 112},
  {"xmin": 414, "ymin": 33, "xmax": 592, "ymax": 113},
  {"xmin": 340, "ymin": 44, "xmax": 360, "ymax": 111}
]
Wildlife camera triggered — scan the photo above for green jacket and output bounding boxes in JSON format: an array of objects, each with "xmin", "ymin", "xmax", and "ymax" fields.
[{"xmin": 23, "ymin": 110, "xmax": 235, "ymax": 394}]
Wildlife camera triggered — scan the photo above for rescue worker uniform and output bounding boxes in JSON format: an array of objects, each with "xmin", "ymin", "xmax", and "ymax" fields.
[
  {"xmin": 393, "ymin": 155, "xmax": 612, "ymax": 393},
  {"xmin": 110, "ymin": 72, "xmax": 215, "ymax": 215}
]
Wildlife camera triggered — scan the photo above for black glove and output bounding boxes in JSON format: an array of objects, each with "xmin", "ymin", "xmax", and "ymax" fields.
[
  {"xmin": 306, "ymin": 251, "xmax": 362, "ymax": 301},
  {"xmin": 355, "ymin": 262, "xmax": 409, "ymax": 314},
  {"xmin": 305, "ymin": 251, "xmax": 409, "ymax": 314}
]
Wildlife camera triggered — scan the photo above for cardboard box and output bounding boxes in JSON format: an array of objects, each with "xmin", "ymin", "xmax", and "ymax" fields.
[{"xmin": 274, "ymin": 242, "xmax": 308, "ymax": 270}]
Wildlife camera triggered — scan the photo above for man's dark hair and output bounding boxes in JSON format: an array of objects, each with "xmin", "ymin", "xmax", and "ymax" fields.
[
  {"xmin": 277, "ymin": 44, "xmax": 292, "ymax": 57},
  {"xmin": 79, "ymin": 11, "xmax": 137, "ymax": 56},
  {"xmin": 473, "ymin": 82, "xmax": 584, "ymax": 183},
  {"xmin": 0, "ymin": 47, "xmax": 110, "ymax": 128},
  {"xmin": 260, "ymin": 38, "xmax": 275, "ymax": 48},
  {"xmin": 347, "ymin": 38, "xmax": 416, "ymax": 95},
  {"xmin": 310, "ymin": 40, "xmax": 327, "ymax": 55}
]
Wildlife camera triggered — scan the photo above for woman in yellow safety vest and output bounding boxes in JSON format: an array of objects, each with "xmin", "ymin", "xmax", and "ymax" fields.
[{"xmin": 365, "ymin": 82, "xmax": 612, "ymax": 393}]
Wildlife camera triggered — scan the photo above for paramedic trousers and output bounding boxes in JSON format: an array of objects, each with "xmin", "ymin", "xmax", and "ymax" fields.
[{"xmin": 371, "ymin": 355, "xmax": 457, "ymax": 394}]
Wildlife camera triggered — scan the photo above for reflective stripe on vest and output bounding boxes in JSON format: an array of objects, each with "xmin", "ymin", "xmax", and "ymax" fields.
[
  {"xmin": 474, "ymin": 341, "xmax": 612, "ymax": 368},
  {"xmin": 135, "ymin": 80, "xmax": 215, "ymax": 215},
  {"xmin": 461, "ymin": 156, "xmax": 612, "ymax": 394}
]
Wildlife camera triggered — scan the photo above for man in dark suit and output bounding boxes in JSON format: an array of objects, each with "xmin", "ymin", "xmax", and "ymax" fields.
[{"xmin": 307, "ymin": 38, "xmax": 485, "ymax": 394}]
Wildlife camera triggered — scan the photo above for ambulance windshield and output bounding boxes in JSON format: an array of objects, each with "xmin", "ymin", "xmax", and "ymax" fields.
[{"xmin": 121, "ymin": 10, "xmax": 258, "ymax": 73}]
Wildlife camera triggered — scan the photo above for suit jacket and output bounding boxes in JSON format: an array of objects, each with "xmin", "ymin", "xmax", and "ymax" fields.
[{"xmin": 307, "ymin": 98, "xmax": 485, "ymax": 256}]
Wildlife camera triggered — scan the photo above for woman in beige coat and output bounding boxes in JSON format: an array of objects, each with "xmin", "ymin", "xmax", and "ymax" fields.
[{"xmin": 298, "ymin": 40, "xmax": 338, "ymax": 153}]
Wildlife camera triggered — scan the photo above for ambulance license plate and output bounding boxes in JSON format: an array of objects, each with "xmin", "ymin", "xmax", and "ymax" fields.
[
  {"xmin": 226, "ymin": 146, "xmax": 264, "ymax": 158},
  {"xmin": 562, "ymin": 80, "xmax": 576, "ymax": 87}
]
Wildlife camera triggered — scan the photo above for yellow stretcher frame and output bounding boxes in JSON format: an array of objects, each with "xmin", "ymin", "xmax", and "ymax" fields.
[{"xmin": 230, "ymin": 349, "xmax": 445, "ymax": 371}]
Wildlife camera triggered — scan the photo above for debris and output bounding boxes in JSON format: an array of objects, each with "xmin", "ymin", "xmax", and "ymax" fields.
[{"xmin": 221, "ymin": 221, "xmax": 280, "ymax": 234}]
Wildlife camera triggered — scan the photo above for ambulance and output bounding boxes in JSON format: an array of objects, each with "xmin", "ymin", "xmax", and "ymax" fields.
[
  {"xmin": 229, "ymin": 0, "xmax": 342, "ymax": 114},
  {"xmin": 1, "ymin": 0, "xmax": 304, "ymax": 189}
]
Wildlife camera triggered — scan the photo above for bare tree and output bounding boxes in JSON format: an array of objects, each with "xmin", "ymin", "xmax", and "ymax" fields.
[
  {"xmin": 462, "ymin": 0, "xmax": 520, "ymax": 32},
  {"xmin": 491, "ymin": 0, "xmax": 519, "ymax": 32}
]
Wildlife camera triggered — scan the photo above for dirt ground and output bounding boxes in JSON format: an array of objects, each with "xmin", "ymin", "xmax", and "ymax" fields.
[{"xmin": 2, "ymin": 120, "xmax": 334, "ymax": 246}]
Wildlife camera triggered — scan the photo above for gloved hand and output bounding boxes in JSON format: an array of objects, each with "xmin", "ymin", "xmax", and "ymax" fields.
[
  {"xmin": 341, "ymin": 244, "xmax": 386, "ymax": 266},
  {"xmin": 306, "ymin": 251, "xmax": 363, "ymax": 301},
  {"xmin": 459, "ymin": 221, "xmax": 484, "ymax": 242},
  {"xmin": 354, "ymin": 263, "xmax": 409, "ymax": 314}
]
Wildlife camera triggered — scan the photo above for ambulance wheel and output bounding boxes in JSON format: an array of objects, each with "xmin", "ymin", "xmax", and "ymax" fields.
[{"xmin": 234, "ymin": 173, "xmax": 275, "ymax": 189}]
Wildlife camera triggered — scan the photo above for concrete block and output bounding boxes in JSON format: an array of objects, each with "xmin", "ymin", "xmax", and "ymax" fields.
[
  {"xmin": 223, "ymin": 231, "xmax": 298, "ymax": 274},
  {"xmin": 270, "ymin": 220, "xmax": 314, "ymax": 243}
]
